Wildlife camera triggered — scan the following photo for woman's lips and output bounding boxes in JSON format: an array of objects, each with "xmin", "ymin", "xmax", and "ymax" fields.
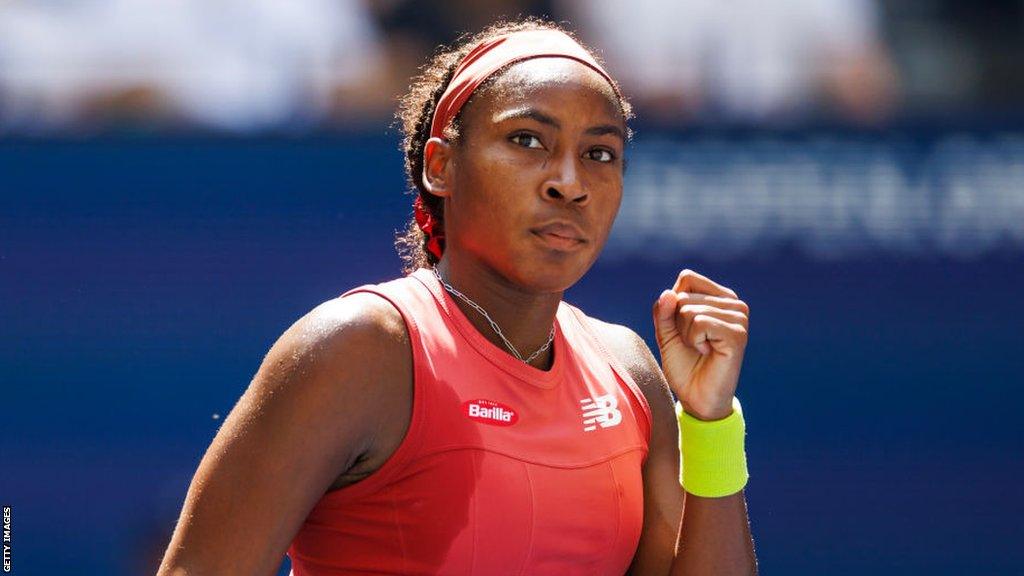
[{"xmin": 531, "ymin": 228, "xmax": 587, "ymax": 251}]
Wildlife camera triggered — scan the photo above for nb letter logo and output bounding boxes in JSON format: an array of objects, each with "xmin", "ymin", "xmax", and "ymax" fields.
[{"xmin": 580, "ymin": 394, "xmax": 622, "ymax": 432}]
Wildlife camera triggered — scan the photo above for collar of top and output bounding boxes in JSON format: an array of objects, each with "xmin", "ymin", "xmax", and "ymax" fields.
[{"xmin": 428, "ymin": 29, "xmax": 617, "ymax": 140}]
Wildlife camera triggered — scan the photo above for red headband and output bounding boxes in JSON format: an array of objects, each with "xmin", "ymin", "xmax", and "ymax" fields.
[{"xmin": 416, "ymin": 29, "xmax": 618, "ymax": 261}]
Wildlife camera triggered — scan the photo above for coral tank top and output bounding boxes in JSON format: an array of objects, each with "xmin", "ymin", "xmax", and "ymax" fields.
[{"xmin": 287, "ymin": 268, "xmax": 652, "ymax": 575}]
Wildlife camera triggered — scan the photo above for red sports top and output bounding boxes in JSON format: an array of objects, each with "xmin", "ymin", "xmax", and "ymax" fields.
[{"xmin": 287, "ymin": 268, "xmax": 653, "ymax": 575}]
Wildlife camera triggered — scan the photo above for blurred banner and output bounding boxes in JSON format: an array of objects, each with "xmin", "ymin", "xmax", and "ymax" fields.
[
  {"xmin": 3, "ymin": 128, "xmax": 1022, "ymax": 574},
  {"xmin": 610, "ymin": 129, "xmax": 1024, "ymax": 260}
]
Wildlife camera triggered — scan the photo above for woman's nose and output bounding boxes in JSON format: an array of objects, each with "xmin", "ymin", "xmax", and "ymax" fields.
[{"xmin": 541, "ymin": 154, "xmax": 589, "ymax": 205}]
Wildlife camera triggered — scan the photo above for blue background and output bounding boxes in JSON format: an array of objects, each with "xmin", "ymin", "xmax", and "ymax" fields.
[{"xmin": 2, "ymin": 129, "xmax": 1022, "ymax": 574}]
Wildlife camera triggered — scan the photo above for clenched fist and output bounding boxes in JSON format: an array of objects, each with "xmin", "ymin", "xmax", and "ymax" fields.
[{"xmin": 652, "ymin": 269, "xmax": 750, "ymax": 421}]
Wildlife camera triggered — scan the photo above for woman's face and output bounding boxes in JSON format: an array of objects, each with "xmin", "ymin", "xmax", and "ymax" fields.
[{"xmin": 438, "ymin": 58, "xmax": 627, "ymax": 293}]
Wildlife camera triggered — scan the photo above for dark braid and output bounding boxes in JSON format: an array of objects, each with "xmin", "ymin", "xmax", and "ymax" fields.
[{"xmin": 394, "ymin": 17, "xmax": 633, "ymax": 274}]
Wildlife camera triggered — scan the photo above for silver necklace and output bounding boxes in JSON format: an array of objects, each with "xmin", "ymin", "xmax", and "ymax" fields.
[{"xmin": 432, "ymin": 267, "xmax": 555, "ymax": 365}]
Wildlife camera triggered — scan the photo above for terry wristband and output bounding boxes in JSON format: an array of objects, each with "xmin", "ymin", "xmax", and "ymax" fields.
[{"xmin": 676, "ymin": 396, "xmax": 749, "ymax": 498}]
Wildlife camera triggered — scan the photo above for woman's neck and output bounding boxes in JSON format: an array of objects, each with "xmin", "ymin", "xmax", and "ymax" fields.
[{"xmin": 435, "ymin": 257, "xmax": 562, "ymax": 369}]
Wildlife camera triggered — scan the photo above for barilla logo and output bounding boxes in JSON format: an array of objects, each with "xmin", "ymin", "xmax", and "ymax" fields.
[{"xmin": 463, "ymin": 399, "xmax": 518, "ymax": 427}]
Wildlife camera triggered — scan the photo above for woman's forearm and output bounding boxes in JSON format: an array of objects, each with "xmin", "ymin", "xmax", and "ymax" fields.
[{"xmin": 672, "ymin": 489, "xmax": 758, "ymax": 576}]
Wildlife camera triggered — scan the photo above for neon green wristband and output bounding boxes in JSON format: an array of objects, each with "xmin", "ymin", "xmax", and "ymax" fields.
[{"xmin": 676, "ymin": 396, "xmax": 749, "ymax": 498}]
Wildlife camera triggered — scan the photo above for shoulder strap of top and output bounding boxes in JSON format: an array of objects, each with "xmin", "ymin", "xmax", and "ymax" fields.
[{"xmin": 560, "ymin": 303, "xmax": 654, "ymax": 450}]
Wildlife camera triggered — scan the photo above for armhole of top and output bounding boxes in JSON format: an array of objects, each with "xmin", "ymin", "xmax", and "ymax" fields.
[
  {"xmin": 565, "ymin": 306, "xmax": 654, "ymax": 456},
  {"xmin": 312, "ymin": 282, "xmax": 430, "ymax": 505}
]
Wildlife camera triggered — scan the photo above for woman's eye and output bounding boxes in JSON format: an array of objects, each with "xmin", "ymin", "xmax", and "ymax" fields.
[
  {"xmin": 587, "ymin": 148, "xmax": 615, "ymax": 163},
  {"xmin": 511, "ymin": 133, "xmax": 543, "ymax": 149}
]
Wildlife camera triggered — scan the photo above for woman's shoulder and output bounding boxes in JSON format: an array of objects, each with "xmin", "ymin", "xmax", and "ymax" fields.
[
  {"xmin": 572, "ymin": 311, "xmax": 676, "ymax": 425},
  {"xmin": 240, "ymin": 289, "xmax": 414, "ymax": 467},
  {"xmin": 286, "ymin": 290, "xmax": 410, "ymax": 367},
  {"xmin": 248, "ymin": 289, "xmax": 413, "ymax": 417},
  {"xmin": 568, "ymin": 309, "xmax": 653, "ymax": 378}
]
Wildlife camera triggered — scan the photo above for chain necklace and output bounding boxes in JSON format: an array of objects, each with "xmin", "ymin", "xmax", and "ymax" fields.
[{"xmin": 432, "ymin": 267, "xmax": 555, "ymax": 365}]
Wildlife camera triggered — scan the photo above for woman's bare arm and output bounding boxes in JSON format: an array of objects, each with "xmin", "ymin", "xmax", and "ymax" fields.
[
  {"xmin": 592, "ymin": 321, "xmax": 757, "ymax": 576},
  {"xmin": 157, "ymin": 292, "xmax": 411, "ymax": 576}
]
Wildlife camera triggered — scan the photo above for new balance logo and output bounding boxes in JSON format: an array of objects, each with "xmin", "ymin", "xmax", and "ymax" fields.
[
  {"xmin": 580, "ymin": 394, "xmax": 622, "ymax": 432},
  {"xmin": 463, "ymin": 399, "xmax": 519, "ymax": 427}
]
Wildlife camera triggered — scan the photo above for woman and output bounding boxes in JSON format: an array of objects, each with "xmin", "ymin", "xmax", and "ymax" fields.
[{"xmin": 158, "ymin": 18, "xmax": 757, "ymax": 576}]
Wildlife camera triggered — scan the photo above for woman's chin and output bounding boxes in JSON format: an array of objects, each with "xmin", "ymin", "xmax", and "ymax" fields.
[{"xmin": 512, "ymin": 251, "xmax": 598, "ymax": 293}]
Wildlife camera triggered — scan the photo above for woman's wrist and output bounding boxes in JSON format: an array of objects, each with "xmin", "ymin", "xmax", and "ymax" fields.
[
  {"xmin": 680, "ymin": 398, "xmax": 734, "ymax": 421},
  {"xmin": 676, "ymin": 396, "xmax": 749, "ymax": 497}
]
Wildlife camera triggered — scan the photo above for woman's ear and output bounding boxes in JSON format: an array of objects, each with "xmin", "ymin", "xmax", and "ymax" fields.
[{"xmin": 422, "ymin": 137, "xmax": 453, "ymax": 198}]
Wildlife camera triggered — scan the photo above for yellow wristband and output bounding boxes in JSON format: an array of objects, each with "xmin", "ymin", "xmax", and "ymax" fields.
[{"xmin": 676, "ymin": 396, "xmax": 749, "ymax": 498}]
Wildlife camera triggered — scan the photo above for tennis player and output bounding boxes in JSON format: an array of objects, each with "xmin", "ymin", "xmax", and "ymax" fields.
[{"xmin": 158, "ymin": 18, "xmax": 757, "ymax": 576}]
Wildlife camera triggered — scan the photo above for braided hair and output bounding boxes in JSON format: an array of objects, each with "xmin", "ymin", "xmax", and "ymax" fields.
[{"xmin": 394, "ymin": 17, "xmax": 633, "ymax": 274}]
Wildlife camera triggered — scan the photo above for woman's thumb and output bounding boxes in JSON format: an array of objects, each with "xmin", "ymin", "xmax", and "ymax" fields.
[{"xmin": 652, "ymin": 289, "xmax": 679, "ymax": 345}]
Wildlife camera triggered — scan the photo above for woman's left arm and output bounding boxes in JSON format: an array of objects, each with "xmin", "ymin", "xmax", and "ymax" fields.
[{"xmin": 593, "ymin": 268, "xmax": 758, "ymax": 575}]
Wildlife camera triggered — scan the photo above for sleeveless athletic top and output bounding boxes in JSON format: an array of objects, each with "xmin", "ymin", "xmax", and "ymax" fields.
[{"xmin": 287, "ymin": 268, "xmax": 652, "ymax": 576}]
